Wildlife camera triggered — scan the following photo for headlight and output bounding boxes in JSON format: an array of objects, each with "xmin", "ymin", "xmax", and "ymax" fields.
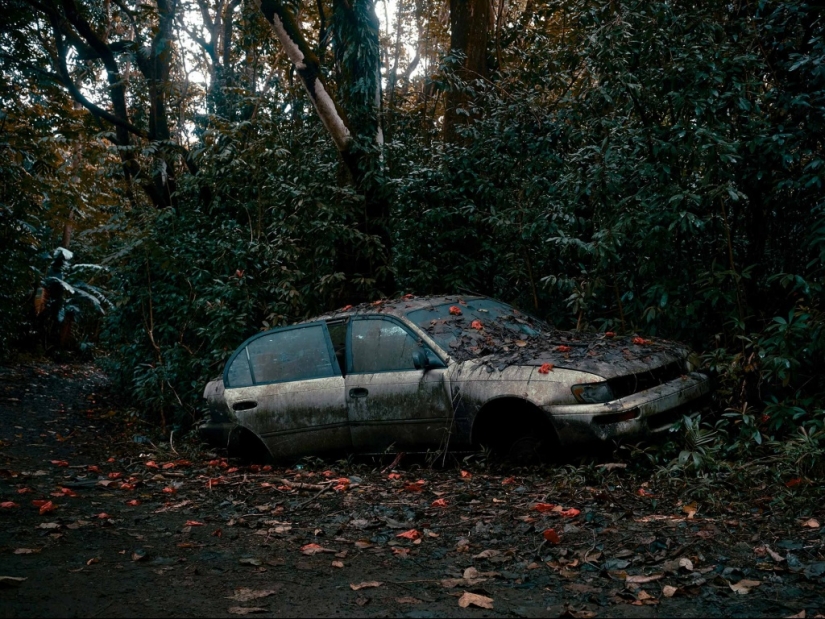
[
  {"xmin": 685, "ymin": 352, "xmax": 702, "ymax": 373},
  {"xmin": 571, "ymin": 382, "xmax": 614, "ymax": 403}
]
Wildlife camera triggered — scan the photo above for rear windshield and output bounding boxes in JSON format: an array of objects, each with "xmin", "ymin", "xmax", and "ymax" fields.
[{"xmin": 406, "ymin": 299, "xmax": 543, "ymax": 352}]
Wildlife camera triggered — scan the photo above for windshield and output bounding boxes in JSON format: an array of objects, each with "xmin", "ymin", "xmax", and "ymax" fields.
[{"xmin": 406, "ymin": 298, "xmax": 544, "ymax": 352}]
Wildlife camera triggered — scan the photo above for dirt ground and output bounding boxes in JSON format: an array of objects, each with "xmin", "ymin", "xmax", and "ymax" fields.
[{"xmin": 0, "ymin": 362, "xmax": 823, "ymax": 618}]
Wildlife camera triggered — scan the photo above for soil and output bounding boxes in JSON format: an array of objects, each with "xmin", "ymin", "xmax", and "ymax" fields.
[{"xmin": 1, "ymin": 362, "xmax": 823, "ymax": 618}]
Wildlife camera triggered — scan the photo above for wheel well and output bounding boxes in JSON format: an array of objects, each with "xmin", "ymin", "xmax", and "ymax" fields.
[
  {"xmin": 472, "ymin": 397, "xmax": 558, "ymax": 451},
  {"xmin": 229, "ymin": 426, "xmax": 274, "ymax": 464}
]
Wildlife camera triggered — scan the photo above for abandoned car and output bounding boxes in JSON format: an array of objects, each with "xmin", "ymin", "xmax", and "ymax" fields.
[{"xmin": 201, "ymin": 295, "xmax": 711, "ymax": 460}]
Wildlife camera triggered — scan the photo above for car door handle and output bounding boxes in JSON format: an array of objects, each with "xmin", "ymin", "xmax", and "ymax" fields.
[
  {"xmin": 232, "ymin": 400, "xmax": 258, "ymax": 411},
  {"xmin": 349, "ymin": 388, "xmax": 369, "ymax": 399}
]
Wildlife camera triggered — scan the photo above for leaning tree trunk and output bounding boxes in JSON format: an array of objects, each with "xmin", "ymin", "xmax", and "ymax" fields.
[{"xmin": 255, "ymin": 0, "xmax": 393, "ymax": 300}]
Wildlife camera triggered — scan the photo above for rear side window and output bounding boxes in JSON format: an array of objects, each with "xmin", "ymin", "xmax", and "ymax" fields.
[
  {"xmin": 350, "ymin": 318, "xmax": 421, "ymax": 373},
  {"xmin": 225, "ymin": 324, "xmax": 337, "ymax": 387}
]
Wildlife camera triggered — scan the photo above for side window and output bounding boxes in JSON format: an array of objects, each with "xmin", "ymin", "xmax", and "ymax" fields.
[
  {"xmin": 225, "ymin": 324, "xmax": 338, "ymax": 387},
  {"xmin": 350, "ymin": 318, "xmax": 422, "ymax": 373}
]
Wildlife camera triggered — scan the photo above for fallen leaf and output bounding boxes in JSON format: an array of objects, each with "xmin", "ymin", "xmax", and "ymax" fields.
[
  {"xmin": 729, "ymin": 579, "xmax": 761, "ymax": 595},
  {"xmin": 605, "ymin": 331, "xmax": 616, "ymax": 338},
  {"xmin": 785, "ymin": 478, "xmax": 802, "ymax": 488},
  {"xmin": 87, "ymin": 465, "xmax": 101, "ymax": 473},
  {"xmin": 13, "ymin": 548, "xmax": 40, "ymax": 555},
  {"xmin": 626, "ymin": 573, "xmax": 664, "ymax": 584},
  {"xmin": 331, "ymin": 561, "xmax": 344, "ymax": 568},
  {"xmin": 449, "ymin": 306, "xmax": 462, "ymax": 316},
  {"xmin": 96, "ymin": 512, "xmax": 110, "ymax": 519},
  {"xmin": 300, "ymin": 543, "xmax": 333, "ymax": 555},
  {"xmin": 238, "ymin": 558, "xmax": 262, "ymax": 566},
  {"xmin": 0, "ymin": 502, "xmax": 19, "ymax": 509},
  {"xmin": 538, "ymin": 363, "xmax": 554, "ymax": 374},
  {"xmin": 50, "ymin": 460, "xmax": 68, "ymax": 467},
  {"xmin": 460, "ymin": 470, "xmax": 472, "ymax": 479},
  {"xmin": 458, "ymin": 592, "xmax": 494, "ymax": 609},
  {"xmin": 38, "ymin": 501, "xmax": 56, "ymax": 515},
  {"xmin": 473, "ymin": 549, "xmax": 502, "ymax": 560},
  {"xmin": 682, "ymin": 502, "xmax": 697, "ymax": 518},
  {"xmin": 350, "ymin": 581, "xmax": 382, "ymax": 591},
  {"xmin": 126, "ymin": 499, "xmax": 141, "ymax": 506},
  {"xmin": 678, "ymin": 557, "xmax": 694, "ymax": 571},
  {"xmin": 227, "ymin": 588, "xmax": 277, "ymax": 602},
  {"xmin": 802, "ymin": 518, "xmax": 820, "ymax": 529},
  {"xmin": 0, "ymin": 576, "xmax": 26, "ymax": 587},
  {"xmin": 470, "ymin": 320, "xmax": 483, "ymax": 330},
  {"xmin": 543, "ymin": 528, "xmax": 561, "ymax": 544},
  {"xmin": 560, "ymin": 508, "xmax": 580, "ymax": 518},
  {"xmin": 396, "ymin": 529, "xmax": 421, "ymax": 540},
  {"xmin": 387, "ymin": 472, "xmax": 402, "ymax": 480},
  {"xmin": 16, "ymin": 488, "xmax": 32, "ymax": 494},
  {"xmin": 431, "ymin": 498, "xmax": 448, "ymax": 508},
  {"xmin": 86, "ymin": 557, "xmax": 100, "ymax": 565},
  {"xmin": 227, "ymin": 607, "xmax": 268, "ymax": 615},
  {"xmin": 396, "ymin": 597, "xmax": 422, "ymax": 604},
  {"xmin": 162, "ymin": 487, "xmax": 176, "ymax": 494},
  {"xmin": 534, "ymin": 502, "xmax": 556, "ymax": 512},
  {"xmin": 185, "ymin": 520, "xmax": 205, "ymax": 527},
  {"xmin": 662, "ymin": 585, "xmax": 678, "ymax": 598},
  {"xmin": 38, "ymin": 522, "xmax": 60, "ymax": 530},
  {"xmin": 107, "ymin": 472, "xmax": 122, "ymax": 480}
]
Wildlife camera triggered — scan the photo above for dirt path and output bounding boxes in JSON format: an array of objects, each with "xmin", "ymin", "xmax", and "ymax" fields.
[{"xmin": 0, "ymin": 362, "xmax": 823, "ymax": 618}]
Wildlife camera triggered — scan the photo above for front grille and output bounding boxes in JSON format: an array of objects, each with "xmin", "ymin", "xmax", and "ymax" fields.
[
  {"xmin": 608, "ymin": 360, "xmax": 685, "ymax": 399},
  {"xmin": 647, "ymin": 394, "xmax": 711, "ymax": 430}
]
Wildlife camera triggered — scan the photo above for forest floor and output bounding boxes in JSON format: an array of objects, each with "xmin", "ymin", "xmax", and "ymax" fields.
[{"xmin": 0, "ymin": 362, "xmax": 823, "ymax": 618}]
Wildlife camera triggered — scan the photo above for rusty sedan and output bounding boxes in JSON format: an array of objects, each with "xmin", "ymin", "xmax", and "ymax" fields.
[{"xmin": 201, "ymin": 295, "xmax": 711, "ymax": 461}]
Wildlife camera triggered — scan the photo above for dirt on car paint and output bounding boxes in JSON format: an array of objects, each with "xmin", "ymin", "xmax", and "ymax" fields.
[{"xmin": 1, "ymin": 362, "xmax": 823, "ymax": 618}]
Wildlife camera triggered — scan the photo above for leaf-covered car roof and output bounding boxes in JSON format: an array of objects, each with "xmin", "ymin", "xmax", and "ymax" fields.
[{"xmin": 318, "ymin": 295, "xmax": 690, "ymax": 377}]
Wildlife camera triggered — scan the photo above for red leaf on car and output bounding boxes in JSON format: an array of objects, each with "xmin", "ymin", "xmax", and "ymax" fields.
[
  {"xmin": 538, "ymin": 363, "xmax": 554, "ymax": 374},
  {"xmin": 448, "ymin": 306, "xmax": 462, "ymax": 316},
  {"xmin": 470, "ymin": 320, "xmax": 483, "ymax": 330}
]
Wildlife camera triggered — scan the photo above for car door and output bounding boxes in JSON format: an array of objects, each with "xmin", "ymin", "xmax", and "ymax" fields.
[
  {"xmin": 222, "ymin": 322, "xmax": 350, "ymax": 458},
  {"xmin": 345, "ymin": 316, "xmax": 451, "ymax": 451}
]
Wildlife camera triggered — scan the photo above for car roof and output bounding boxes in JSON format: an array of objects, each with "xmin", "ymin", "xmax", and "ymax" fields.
[{"xmin": 312, "ymin": 295, "xmax": 486, "ymax": 322}]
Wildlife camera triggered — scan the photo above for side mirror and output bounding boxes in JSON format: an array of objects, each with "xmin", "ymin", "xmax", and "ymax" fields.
[{"xmin": 412, "ymin": 350, "xmax": 430, "ymax": 371}]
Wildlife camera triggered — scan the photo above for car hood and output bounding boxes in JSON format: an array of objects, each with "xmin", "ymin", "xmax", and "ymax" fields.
[{"xmin": 442, "ymin": 328, "xmax": 689, "ymax": 379}]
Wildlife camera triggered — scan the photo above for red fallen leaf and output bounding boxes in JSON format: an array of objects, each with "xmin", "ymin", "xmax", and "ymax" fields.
[
  {"xmin": 277, "ymin": 485, "xmax": 292, "ymax": 492},
  {"xmin": 206, "ymin": 459, "xmax": 222, "ymax": 467},
  {"xmin": 107, "ymin": 457, "xmax": 115, "ymax": 463},
  {"xmin": 632, "ymin": 336, "xmax": 650, "ymax": 345},
  {"xmin": 300, "ymin": 543, "xmax": 327, "ymax": 555},
  {"xmin": 145, "ymin": 461, "xmax": 159, "ymax": 469},
  {"xmin": 125, "ymin": 499, "xmax": 140, "ymax": 506},
  {"xmin": 605, "ymin": 331, "xmax": 616, "ymax": 338},
  {"xmin": 97, "ymin": 512, "xmax": 110, "ymax": 519},
  {"xmin": 341, "ymin": 305, "xmax": 353, "ymax": 311},
  {"xmin": 387, "ymin": 473, "xmax": 402, "ymax": 480},
  {"xmin": 560, "ymin": 508, "xmax": 580, "ymax": 518},
  {"xmin": 637, "ymin": 487, "xmax": 654, "ymax": 497},
  {"xmin": 785, "ymin": 478, "xmax": 802, "ymax": 488},
  {"xmin": 431, "ymin": 498, "xmax": 448, "ymax": 508},
  {"xmin": 336, "ymin": 477, "xmax": 350, "ymax": 485},
  {"xmin": 396, "ymin": 529, "xmax": 421, "ymax": 540},
  {"xmin": 31, "ymin": 500, "xmax": 47, "ymax": 507},
  {"xmin": 334, "ymin": 484, "xmax": 348, "ymax": 492},
  {"xmin": 39, "ymin": 501, "xmax": 57, "ymax": 515},
  {"xmin": 534, "ymin": 503, "xmax": 557, "ymax": 512},
  {"xmin": 249, "ymin": 465, "xmax": 261, "ymax": 473},
  {"xmin": 87, "ymin": 465, "xmax": 101, "ymax": 473},
  {"xmin": 470, "ymin": 320, "xmax": 483, "ymax": 330},
  {"xmin": 107, "ymin": 472, "xmax": 122, "ymax": 480},
  {"xmin": 1, "ymin": 501, "xmax": 19, "ymax": 508},
  {"xmin": 119, "ymin": 483, "xmax": 135, "ymax": 491},
  {"xmin": 403, "ymin": 293, "xmax": 415, "ymax": 300},
  {"xmin": 206, "ymin": 478, "xmax": 222, "ymax": 489},
  {"xmin": 185, "ymin": 520, "xmax": 205, "ymax": 526},
  {"xmin": 17, "ymin": 488, "xmax": 32, "ymax": 494},
  {"xmin": 556, "ymin": 345, "xmax": 571, "ymax": 353},
  {"xmin": 60, "ymin": 487, "xmax": 79, "ymax": 498},
  {"xmin": 448, "ymin": 306, "xmax": 462, "ymax": 316},
  {"xmin": 50, "ymin": 460, "xmax": 69, "ymax": 467},
  {"xmin": 162, "ymin": 463, "xmax": 176, "ymax": 470},
  {"xmin": 460, "ymin": 470, "xmax": 472, "ymax": 479},
  {"xmin": 502, "ymin": 477, "xmax": 516, "ymax": 485},
  {"xmin": 226, "ymin": 467, "xmax": 239, "ymax": 474},
  {"xmin": 543, "ymin": 528, "xmax": 561, "ymax": 544},
  {"xmin": 212, "ymin": 529, "xmax": 222, "ymax": 537},
  {"xmin": 538, "ymin": 363, "xmax": 554, "ymax": 374},
  {"xmin": 371, "ymin": 299, "xmax": 384, "ymax": 306},
  {"xmin": 403, "ymin": 481, "xmax": 426, "ymax": 492},
  {"xmin": 162, "ymin": 487, "xmax": 176, "ymax": 494},
  {"xmin": 262, "ymin": 465, "xmax": 272, "ymax": 472}
]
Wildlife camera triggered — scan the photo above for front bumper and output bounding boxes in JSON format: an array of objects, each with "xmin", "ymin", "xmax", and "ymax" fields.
[{"xmin": 545, "ymin": 372, "xmax": 712, "ymax": 445}]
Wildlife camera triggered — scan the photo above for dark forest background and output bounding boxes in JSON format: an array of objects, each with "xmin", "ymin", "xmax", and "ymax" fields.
[{"xmin": 1, "ymin": 0, "xmax": 823, "ymax": 458}]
